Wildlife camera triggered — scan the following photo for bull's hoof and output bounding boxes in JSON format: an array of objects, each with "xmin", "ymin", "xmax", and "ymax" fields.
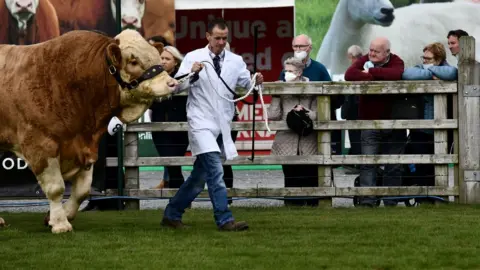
[
  {"xmin": 0, "ymin": 217, "xmax": 6, "ymax": 227},
  {"xmin": 51, "ymin": 221, "xmax": 73, "ymax": 234}
]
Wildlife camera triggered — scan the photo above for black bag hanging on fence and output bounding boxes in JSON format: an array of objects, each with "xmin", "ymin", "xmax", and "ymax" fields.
[{"xmin": 286, "ymin": 107, "xmax": 314, "ymax": 137}]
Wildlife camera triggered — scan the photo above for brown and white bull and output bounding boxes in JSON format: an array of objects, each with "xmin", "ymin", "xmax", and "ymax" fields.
[{"xmin": 0, "ymin": 29, "xmax": 177, "ymax": 233}]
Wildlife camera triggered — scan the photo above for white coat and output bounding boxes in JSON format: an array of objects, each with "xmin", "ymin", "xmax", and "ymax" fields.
[{"xmin": 174, "ymin": 48, "xmax": 253, "ymax": 160}]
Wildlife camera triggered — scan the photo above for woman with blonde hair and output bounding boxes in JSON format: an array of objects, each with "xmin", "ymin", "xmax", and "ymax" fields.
[
  {"xmin": 268, "ymin": 57, "xmax": 319, "ymax": 206},
  {"xmin": 149, "ymin": 45, "xmax": 188, "ymax": 189}
]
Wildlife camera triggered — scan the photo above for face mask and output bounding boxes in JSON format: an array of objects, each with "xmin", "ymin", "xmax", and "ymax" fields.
[
  {"xmin": 363, "ymin": 61, "xmax": 374, "ymax": 70},
  {"xmin": 423, "ymin": 63, "xmax": 434, "ymax": 69},
  {"xmin": 284, "ymin": 71, "xmax": 297, "ymax": 82},
  {"xmin": 294, "ymin": 51, "xmax": 308, "ymax": 61}
]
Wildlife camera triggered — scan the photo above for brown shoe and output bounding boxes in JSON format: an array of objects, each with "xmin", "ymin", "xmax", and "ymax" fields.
[
  {"xmin": 219, "ymin": 221, "xmax": 249, "ymax": 232},
  {"xmin": 161, "ymin": 217, "xmax": 188, "ymax": 229}
]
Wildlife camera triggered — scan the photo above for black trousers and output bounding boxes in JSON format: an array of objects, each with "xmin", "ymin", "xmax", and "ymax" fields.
[
  {"xmin": 404, "ymin": 131, "xmax": 435, "ymax": 187},
  {"xmin": 151, "ymin": 131, "xmax": 189, "ymax": 188},
  {"xmin": 282, "ymin": 165, "xmax": 319, "ymax": 206},
  {"xmin": 217, "ymin": 113, "xmax": 237, "ymax": 204}
]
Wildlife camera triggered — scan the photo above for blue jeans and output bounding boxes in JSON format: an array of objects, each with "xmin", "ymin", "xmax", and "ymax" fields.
[{"xmin": 163, "ymin": 151, "xmax": 234, "ymax": 227}]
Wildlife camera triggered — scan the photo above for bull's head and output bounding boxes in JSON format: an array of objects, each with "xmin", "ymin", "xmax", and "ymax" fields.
[
  {"xmin": 4, "ymin": 0, "xmax": 39, "ymax": 33},
  {"xmin": 106, "ymin": 29, "xmax": 177, "ymax": 123},
  {"xmin": 110, "ymin": 0, "xmax": 146, "ymax": 31}
]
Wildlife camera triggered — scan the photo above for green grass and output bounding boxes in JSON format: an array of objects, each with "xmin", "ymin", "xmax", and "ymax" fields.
[{"xmin": 2, "ymin": 205, "xmax": 480, "ymax": 269}]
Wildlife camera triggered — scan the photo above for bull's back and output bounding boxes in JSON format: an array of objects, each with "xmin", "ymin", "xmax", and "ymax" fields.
[{"xmin": 0, "ymin": 32, "xmax": 114, "ymax": 139}]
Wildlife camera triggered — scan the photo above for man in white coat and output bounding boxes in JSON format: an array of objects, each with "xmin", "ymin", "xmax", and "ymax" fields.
[{"xmin": 161, "ymin": 18, "xmax": 264, "ymax": 231}]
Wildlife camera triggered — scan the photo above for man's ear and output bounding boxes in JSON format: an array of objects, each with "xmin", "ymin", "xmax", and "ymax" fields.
[
  {"xmin": 106, "ymin": 43, "xmax": 122, "ymax": 68},
  {"xmin": 150, "ymin": 42, "xmax": 164, "ymax": 55}
]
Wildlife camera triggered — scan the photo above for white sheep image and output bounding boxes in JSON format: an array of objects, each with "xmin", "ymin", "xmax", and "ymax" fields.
[{"xmin": 317, "ymin": 0, "xmax": 480, "ymax": 75}]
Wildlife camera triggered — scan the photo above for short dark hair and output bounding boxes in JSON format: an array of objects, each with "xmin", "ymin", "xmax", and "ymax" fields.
[
  {"xmin": 207, "ymin": 18, "xmax": 228, "ymax": 33},
  {"xmin": 147, "ymin": 35, "xmax": 171, "ymax": 46},
  {"xmin": 447, "ymin": 29, "xmax": 469, "ymax": 39}
]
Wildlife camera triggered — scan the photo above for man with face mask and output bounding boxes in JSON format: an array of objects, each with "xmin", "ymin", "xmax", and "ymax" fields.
[{"xmin": 278, "ymin": 34, "xmax": 343, "ymax": 156}]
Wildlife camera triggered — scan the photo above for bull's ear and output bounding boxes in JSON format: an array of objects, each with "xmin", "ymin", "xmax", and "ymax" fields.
[
  {"xmin": 150, "ymin": 42, "xmax": 164, "ymax": 55},
  {"xmin": 106, "ymin": 43, "xmax": 122, "ymax": 68}
]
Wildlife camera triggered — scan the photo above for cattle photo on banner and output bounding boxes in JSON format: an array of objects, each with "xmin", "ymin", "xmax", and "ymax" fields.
[{"xmin": 0, "ymin": 0, "xmax": 176, "ymax": 210}]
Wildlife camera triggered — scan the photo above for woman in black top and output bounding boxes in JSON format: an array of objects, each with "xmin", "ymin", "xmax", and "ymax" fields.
[{"xmin": 148, "ymin": 43, "xmax": 188, "ymax": 189}]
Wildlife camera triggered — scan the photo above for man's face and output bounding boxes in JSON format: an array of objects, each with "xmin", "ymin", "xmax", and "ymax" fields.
[
  {"xmin": 207, "ymin": 26, "xmax": 228, "ymax": 55},
  {"xmin": 292, "ymin": 36, "xmax": 311, "ymax": 55},
  {"xmin": 448, "ymin": 35, "xmax": 460, "ymax": 56},
  {"xmin": 368, "ymin": 42, "xmax": 389, "ymax": 64}
]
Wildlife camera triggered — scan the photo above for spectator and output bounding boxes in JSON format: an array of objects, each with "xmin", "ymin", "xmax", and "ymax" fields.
[
  {"xmin": 148, "ymin": 46, "xmax": 188, "ymax": 190},
  {"xmin": 447, "ymin": 29, "xmax": 469, "ymax": 58},
  {"xmin": 347, "ymin": 45, "xmax": 363, "ymax": 64},
  {"xmin": 268, "ymin": 57, "xmax": 318, "ymax": 206},
  {"xmin": 402, "ymin": 42, "xmax": 457, "ymax": 198},
  {"xmin": 342, "ymin": 45, "xmax": 363, "ymax": 170},
  {"xmin": 344, "ymin": 37, "xmax": 406, "ymax": 207},
  {"xmin": 278, "ymin": 34, "xmax": 343, "ymax": 157}
]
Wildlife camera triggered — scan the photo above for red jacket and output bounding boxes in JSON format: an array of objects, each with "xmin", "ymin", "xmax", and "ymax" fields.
[{"xmin": 344, "ymin": 54, "xmax": 405, "ymax": 120}]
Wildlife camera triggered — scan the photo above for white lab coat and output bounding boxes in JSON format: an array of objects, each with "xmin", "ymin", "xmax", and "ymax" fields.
[{"xmin": 174, "ymin": 48, "xmax": 252, "ymax": 160}]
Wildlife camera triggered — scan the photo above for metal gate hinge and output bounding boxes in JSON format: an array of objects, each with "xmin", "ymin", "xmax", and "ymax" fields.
[
  {"xmin": 464, "ymin": 85, "xmax": 480, "ymax": 97},
  {"xmin": 464, "ymin": 171, "xmax": 480, "ymax": 182}
]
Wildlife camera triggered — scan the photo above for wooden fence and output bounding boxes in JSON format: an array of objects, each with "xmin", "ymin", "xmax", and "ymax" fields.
[{"xmin": 105, "ymin": 36, "xmax": 479, "ymax": 209}]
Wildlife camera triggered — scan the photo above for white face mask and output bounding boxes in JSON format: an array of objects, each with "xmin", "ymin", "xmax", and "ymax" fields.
[
  {"xmin": 294, "ymin": 51, "xmax": 308, "ymax": 61},
  {"xmin": 284, "ymin": 71, "xmax": 297, "ymax": 82},
  {"xmin": 363, "ymin": 61, "xmax": 374, "ymax": 70},
  {"xmin": 423, "ymin": 63, "xmax": 434, "ymax": 69}
]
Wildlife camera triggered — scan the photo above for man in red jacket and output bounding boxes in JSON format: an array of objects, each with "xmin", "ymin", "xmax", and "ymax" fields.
[{"xmin": 345, "ymin": 37, "xmax": 406, "ymax": 207}]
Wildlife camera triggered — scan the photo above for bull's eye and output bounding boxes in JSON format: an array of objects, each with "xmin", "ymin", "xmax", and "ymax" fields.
[{"xmin": 130, "ymin": 60, "xmax": 138, "ymax": 66}]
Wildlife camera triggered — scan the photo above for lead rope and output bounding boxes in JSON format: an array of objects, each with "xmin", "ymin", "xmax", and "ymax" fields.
[{"xmin": 179, "ymin": 64, "xmax": 271, "ymax": 133}]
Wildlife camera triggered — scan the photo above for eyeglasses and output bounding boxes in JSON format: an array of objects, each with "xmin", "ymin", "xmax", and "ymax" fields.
[
  {"xmin": 292, "ymin": 44, "xmax": 309, "ymax": 49},
  {"xmin": 421, "ymin": 56, "xmax": 434, "ymax": 61}
]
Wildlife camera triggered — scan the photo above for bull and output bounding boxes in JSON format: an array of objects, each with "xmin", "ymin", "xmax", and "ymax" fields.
[{"xmin": 0, "ymin": 29, "xmax": 177, "ymax": 233}]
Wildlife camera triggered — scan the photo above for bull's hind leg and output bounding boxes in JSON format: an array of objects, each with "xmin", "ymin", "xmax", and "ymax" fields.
[
  {"xmin": 37, "ymin": 157, "xmax": 73, "ymax": 233},
  {"xmin": 63, "ymin": 166, "xmax": 94, "ymax": 221}
]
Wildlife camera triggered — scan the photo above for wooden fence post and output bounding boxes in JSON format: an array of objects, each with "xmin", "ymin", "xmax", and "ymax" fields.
[
  {"xmin": 124, "ymin": 131, "xmax": 140, "ymax": 210},
  {"xmin": 434, "ymin": 94, "xmax": 448, "ymax": 203},
  {"xmin": 458, "ymin": 36, "xmax": 480, "ymax": 204},
  {"xmin": 317, "ymin": 95, "xmax": 332, "ymax": 207}
]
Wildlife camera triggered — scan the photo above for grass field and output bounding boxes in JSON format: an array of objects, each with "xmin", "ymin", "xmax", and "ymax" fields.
[{"xmin": 2, "ymin": 205, "xmax": 480, "ymax": 269}]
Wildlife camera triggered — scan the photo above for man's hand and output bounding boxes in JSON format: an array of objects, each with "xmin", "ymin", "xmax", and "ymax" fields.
[
  {"xmin": 362, "ymin": 69, "xmax": 369, "ymax": 74},
  {"xmin": 254, "ymin": 72, "xmax": 264, "ymax": 85},
  {"xmin": 433, "ymin": 75, "xmax": 439, "ymax": 80},
  {"xmin": 191, "ymin": 62, "xmax": 204, "ymax": 74}
]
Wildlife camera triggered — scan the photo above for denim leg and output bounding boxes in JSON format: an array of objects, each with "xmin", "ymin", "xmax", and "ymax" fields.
[
  {"xmin": 382, "ymin": 129, "xmax": 407, "ymax": 206},
  {"xmin": 359, "ymin": 130, "xmax": 382, "ymax": 205},
  {"xmin": 200, "ymin": 152, "xmax": 234, "ymax": 227},
  {"xmin": 163, "ymin": 157, "xmax": 206, "ymax": 221}
]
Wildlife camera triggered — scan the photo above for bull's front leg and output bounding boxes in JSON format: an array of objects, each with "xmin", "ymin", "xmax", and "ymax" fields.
[
  {"xmin": 63, "ymin": 166, "xmax": 94, "ymax": 221},
  {"xmin": 37, "ymin": 157, "xmax": 73, "ymax": 233}
]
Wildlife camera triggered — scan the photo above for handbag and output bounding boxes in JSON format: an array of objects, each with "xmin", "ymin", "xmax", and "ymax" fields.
[{"xmin": 286, "ymin": 107, "xmax": 314, "ymax": 137}]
